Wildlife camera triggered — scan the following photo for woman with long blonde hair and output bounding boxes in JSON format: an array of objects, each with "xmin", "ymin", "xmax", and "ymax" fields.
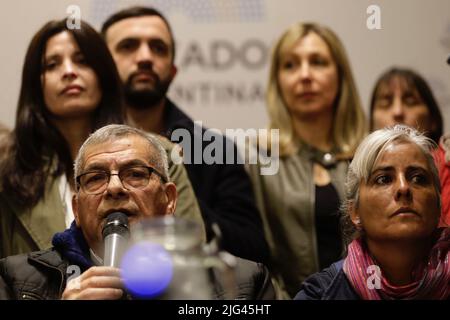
[{"xmin": 248, "ymin": 22, "xmax": 366, "ymax": 297}]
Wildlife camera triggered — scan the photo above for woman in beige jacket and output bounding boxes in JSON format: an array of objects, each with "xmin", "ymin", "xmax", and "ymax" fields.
[{"xmin": 0, "ymin": 18, "xmax": 203, "ymax": 258}]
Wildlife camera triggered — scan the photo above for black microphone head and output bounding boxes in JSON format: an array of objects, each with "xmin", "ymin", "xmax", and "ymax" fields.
[{"xmin": 102, "ymin": 212, "xmax": 130, "ymax": 239}]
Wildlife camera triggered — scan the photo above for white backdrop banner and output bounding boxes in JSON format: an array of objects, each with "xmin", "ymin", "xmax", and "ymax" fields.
[{"xmin": 0, "ymin": 0, "xmax": 449, "ymax": 132}]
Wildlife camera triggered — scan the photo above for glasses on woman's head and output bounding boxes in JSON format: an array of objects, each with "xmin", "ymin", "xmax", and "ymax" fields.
[{"xmin": 76, "ymin": 165, "xmax": 167, "ymax": 195}]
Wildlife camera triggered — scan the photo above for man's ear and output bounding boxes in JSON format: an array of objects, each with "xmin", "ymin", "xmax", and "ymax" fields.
[
  {"xmin": 349, "ymin": 201, "xmax": 361, "ymax": 227},
  {"xmin": 72, "ymin": 194, "xmax": 81, "ymax": 227},
  {"xmin": 163, "ymin": 182, "xmax": 177, "ymax": 216},
  {"xmin": 170, "ymin": 64, "xmax": 177, "ymax": 81}
]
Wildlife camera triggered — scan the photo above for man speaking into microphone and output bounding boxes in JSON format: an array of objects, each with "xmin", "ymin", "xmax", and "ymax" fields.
[
  {"xmin": 67, "ymin": 124, "xmax": 177, "ymax": 299},
  {"xmin": 0, "ymin": 124, "xmax": 178, "ymax": 300},
  {"xmin": 0, "ymin": 124, "xmax": 275, "ymax": 300}
]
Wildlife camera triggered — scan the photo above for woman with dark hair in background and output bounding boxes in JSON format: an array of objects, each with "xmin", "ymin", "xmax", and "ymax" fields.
[
  {"xmin": 0, "ymin": 18, "xmax": 202, "ymax": 258},
  {"xmin": 0, "ymin": 19, "xmax": 123, "ymax": 258},
  {"xmin": 370, "ymin": 67, "xmax": 443, "ymax": 143}
]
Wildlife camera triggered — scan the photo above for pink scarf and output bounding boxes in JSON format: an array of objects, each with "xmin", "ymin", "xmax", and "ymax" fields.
[{"xmin": 343, "ymin": 228, "xmax": 450, "ymax": 300}]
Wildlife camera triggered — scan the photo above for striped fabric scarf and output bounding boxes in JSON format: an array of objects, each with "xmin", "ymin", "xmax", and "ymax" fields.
[{"xmin": 343, "ymin": 228, "xmax": 450, "ymax": 300}]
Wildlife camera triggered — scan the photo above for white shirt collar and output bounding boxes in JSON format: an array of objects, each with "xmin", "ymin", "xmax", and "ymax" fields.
[{"xmin": 89, "ymin": 249, "xmax": 104, "ymax": 266}]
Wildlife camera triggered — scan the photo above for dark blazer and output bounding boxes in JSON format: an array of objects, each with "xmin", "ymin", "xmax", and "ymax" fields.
[
  {"xmin": 162, "ymin": 99, "xmax": 269, "ymax": 264},
  {"xmin": 294, "ymin": 260, "xmax": 360, "ymax": 300}
]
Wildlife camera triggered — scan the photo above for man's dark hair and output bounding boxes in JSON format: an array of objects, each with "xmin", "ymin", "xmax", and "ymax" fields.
[
  {"xmin": 101, "ymin": 6, "xmax": 176, "ymax": 60},
  {"xmin": 0, "ymin": 18, "xmax": 124, "ymax": 208}
]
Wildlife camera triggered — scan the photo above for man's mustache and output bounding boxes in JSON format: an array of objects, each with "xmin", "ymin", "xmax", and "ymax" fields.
[{"xmin": 128, "ymin": 69, "xmax": 159, "ymax": 83}]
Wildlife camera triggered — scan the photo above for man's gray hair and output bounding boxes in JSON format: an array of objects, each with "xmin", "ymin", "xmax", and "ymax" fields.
[
  {"xmin": 341, "ymin": 124, "xmax": 441, "ymax": 246},
  {"xmin": 74, "ymin": 124, "xmax": 170, "ymax": 183}
]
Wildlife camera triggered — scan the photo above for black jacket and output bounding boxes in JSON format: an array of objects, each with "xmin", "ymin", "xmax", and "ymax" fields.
[
  {"xmin": 294, "ymin": 260, "xmax": 360, "ymax": 300},
  {"xmin": 0, "ymin": 250, "xmax": 275, "ymax": 300},
  {"xmin": 0, "ymin": 224, "xmax": 275, "ymax": 300},
  {"xmin": 163, "ymin": 100, "xmax": 269, "ymax": 263}
]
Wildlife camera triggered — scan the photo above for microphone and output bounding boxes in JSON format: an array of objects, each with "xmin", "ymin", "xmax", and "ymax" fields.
[{"xmin": 102, "ymin": 212, "xmax": 130, "ymax": 267}]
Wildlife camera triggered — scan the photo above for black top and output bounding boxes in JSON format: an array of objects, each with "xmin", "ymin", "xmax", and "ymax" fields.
[
  {"xmin": 161, "ymin": 99, "xmax": 269, "ymax": 264},
  {"xmin": 314, "ymin": 183, "xmax": 343, "ymax": 270}
]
